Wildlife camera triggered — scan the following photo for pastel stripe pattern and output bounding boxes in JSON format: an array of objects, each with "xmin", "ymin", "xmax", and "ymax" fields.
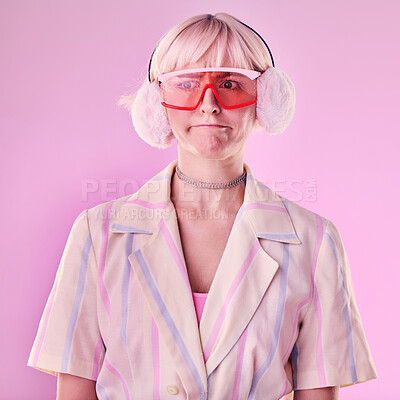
[
  {"xmin": 279, "ymin": 196, "xmax": 312, "ymax": 370},
  {"xmin": 325, "ymin": 231, "xmax": 358, "ymax": 382},
  {"xmin": 135, "ymin": 249, "xmax": 206, "ymax": 397},
  {"xmin": 104, "ymin": 357, "xmax": 130, "ymax": 400},
  {"xmin": 92, "ymin": 335, "xmax": 105, "ymax": 380},
  {"xmin": 203, "ymin": 241, "xmax": 261, "ymax": 361},
  {"xmin": 232, "ymin": 328, "xmax": 248, "ymax": 400},
  {"xmin": 258, "ymin": 233, "xmax": 298, "ymax": 241},
  {"xmin": 27, "ymin": 160, "xmax": 377, "ymax": 399},
  {"xmin": 96, "ymin": 383, "xmax": 111, "ymax": 400},
  {"xmin": 280, "ymin": 206, "xmax": 322, "ymax": 366},
  {"xmin": 152, "ymin": 172, "xmax": 171, "ymax": 182},
  {"xmin": 278, "ymin": 379, "xmax": 289, "ymax": 399},
  {"xmin": 248, "ymin": 243, "xmax": 291, "ymax": 399},
  {"xmin": 61, "ymin": 234, "xmax": 92, "ymax": 370},
  {"xmin": 152, "ymin": 318, "xmax": 160, "ymax": 400},
  {"xmin": 281, "ymin": 294, "xmax": 313, "ymax": 362},
  {"xmin": 311, "ymin": 215, "xmax": 326, "ymax": 387},
  {"xmin": 120, "ymin": 233, "xmax": 134, "ymax": 346},
  {"xmin": 31, "ymin": 273, "xmax": 60, "ymax": 367},
  {"xmin": 112, "ymin": 223, "xmax": 152, "ymax": 234},
  {"xmin": 159, "ymin": 218, "xmax": 191, "ymax": 290},
  {"xmin": 98, "ymin": 201, "xmax": 113, "ymax": 318}
]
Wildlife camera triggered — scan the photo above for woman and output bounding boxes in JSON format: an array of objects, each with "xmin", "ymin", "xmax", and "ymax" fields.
[{"xmin": 28, "ymin": 13, "xmax": 377, "ymax": 400}]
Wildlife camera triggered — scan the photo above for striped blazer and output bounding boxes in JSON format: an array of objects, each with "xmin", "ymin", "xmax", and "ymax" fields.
[{"xmin": 28, "ymin": 159, "xmax": 377, "ymax": 399}]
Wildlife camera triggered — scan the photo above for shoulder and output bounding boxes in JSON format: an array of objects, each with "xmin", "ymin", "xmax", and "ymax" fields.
[
  {"xmin": 251, "ymin": 171, "xmax": 335, "ymax": 244},
  {"xmin": 245, "ymin": 164, "xmax": 336, "ymax": 243},
  {"xmin": 283, "ymin": 195, "xmax": 346, "ymax": 249},
  {"xmin": 86, "ymin": 194, "xmax": 133, "ymax": 225},
  {"xmin": 280, "ymin": 195, "xmax": 331, "ymax": 234},
  {"xmin": 279, "ymin": 194, "xmax": 350, "ymax": 276},
  {"xmin": 82, "ymin": 161, "xmax": 177, "ymax": 235}
]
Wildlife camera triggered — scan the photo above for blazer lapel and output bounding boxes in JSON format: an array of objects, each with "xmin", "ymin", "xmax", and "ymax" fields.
[
  {"xmin": 198, "ymin": 165, "xmax": 302, "ymax": 376},
  {"xmin": 112, "ymin": 161, "xmax": 207, "ymax": 399},
  {"xmin": 199, "ymin": 206, "xmax": 280, "ymax": 376}
]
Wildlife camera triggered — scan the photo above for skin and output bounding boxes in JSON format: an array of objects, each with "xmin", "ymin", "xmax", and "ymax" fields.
[
  {"xmin": 294, "ymin": 386, "xmax": 339, "ymax": 400},
  {"xmin": 166, "ymin": 67, "xmax": 256, "ymax": 211},
  {"xmin": 56, "ymin": 373, "xmax": 97, "ymax": 400},
  {"xmin": 56, "ymin": 65, "xmax": 339, "ymax": 399}
]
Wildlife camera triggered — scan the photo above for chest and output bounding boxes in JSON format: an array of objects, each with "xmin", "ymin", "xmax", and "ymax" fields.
[
  {"xmin": 99, "ymin": 233, "xmax": 304, "ymax": 400},
  {"xmin": 99, "ymin": 216, "xmax": 312, "ymax": 399},
  {"xmin": 176, "ymin": 210, "xmax": 237, "ymax": 293}
]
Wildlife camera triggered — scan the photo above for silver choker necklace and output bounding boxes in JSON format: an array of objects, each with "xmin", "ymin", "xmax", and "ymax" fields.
[{"xmin": 175, "ymin": 165, "xmax": 247, "ymax": 189}]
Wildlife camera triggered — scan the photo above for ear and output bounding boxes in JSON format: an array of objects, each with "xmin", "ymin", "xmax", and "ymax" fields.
[
  {"xmin": 256, "ymin": 67, "xmax": 296, "ymax": 135},
  {"xmin": 131, "ymin": 81, "xmax": 174, "ymax": 148}
]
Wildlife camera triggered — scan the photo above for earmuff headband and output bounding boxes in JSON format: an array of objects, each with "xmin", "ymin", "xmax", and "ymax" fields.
[
  {"xmin": 130, "ymin": 17, "xmax": 295, "ymax": 149},
  {"xmin": 147, "ymin": 18, "xmax": 275, "ymax": 83}
]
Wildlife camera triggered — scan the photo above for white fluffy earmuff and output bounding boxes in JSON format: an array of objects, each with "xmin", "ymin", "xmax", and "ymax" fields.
[
  {"xmin": 130, "ymin": 67, "xmax": 296, "ymax": 148},
  {"xmin": 130, "ymin": 81, "xmax": 173, "ymax": 149},
  {"xmin": 256, "ymin": 67, "xmax": 296, "ymax": 135}
]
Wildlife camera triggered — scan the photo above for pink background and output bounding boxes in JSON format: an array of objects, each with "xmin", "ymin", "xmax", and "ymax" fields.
[{"xmin": 1, "ymin": 0, "xmax": 398, "ymax": 398}]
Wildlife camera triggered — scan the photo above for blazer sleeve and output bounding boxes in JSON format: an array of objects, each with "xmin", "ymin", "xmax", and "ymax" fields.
[
  {"xmin": 291, "ymin": 219, "xmax": 377, "ymax": 390},
  {"xmin": 27, "ymin": 210, "xmax": 105, "ymax": 381}
]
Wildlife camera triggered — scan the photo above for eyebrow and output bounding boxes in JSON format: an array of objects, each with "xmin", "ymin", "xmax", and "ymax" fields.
[
  {"xmin": 175, "ymin": 72, "xmax": 243, "ymax": 79},
  {"xmin": 215, "ymin": 72, "xmax": 240, "ymax": 78}
]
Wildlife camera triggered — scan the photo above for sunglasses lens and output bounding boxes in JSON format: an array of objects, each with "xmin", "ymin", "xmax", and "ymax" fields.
[{"xmin": 160, "ymin": 72, "xmax": 257, "ymax": 109}]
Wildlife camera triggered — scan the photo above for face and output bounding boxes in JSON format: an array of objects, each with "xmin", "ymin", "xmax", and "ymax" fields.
[{"xmin": 164, "ymin": 65, "xmax": 257, "ymax": 161}]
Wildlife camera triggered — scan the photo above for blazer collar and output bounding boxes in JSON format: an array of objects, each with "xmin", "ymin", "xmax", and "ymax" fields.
[
  {"xmin": 110, "ymin": 160, "xmax": 301, "ymax": 397},
  {"xmin": 111, "ymin": 159, "xmax": 301, "ymax": 245}
]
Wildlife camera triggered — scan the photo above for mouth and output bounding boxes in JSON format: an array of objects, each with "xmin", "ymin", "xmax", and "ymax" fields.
[{"xmin": 192, "ymin": 124, "xmax": 228, "ymax": 128}]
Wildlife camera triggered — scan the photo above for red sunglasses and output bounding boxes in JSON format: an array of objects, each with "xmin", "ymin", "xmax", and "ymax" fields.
[{"xmin": 157, "ymin": 67, "xmax": 261, "ymax": 110}]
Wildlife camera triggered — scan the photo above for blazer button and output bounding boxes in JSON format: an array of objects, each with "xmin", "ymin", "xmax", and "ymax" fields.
[{"xmin": 166, "ymin": 385, "xmax": 179, "ymax": 395}]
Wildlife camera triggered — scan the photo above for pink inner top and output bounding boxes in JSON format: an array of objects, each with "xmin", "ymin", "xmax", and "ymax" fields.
[{"xmin": 192, "ymin": 292, "xmax": 208, "ymax": 325}]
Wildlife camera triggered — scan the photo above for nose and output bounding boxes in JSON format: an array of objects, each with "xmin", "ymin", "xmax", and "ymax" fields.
[{"xmin": 199, "ymin": 86, "xmax": 221, "ymax": 114}]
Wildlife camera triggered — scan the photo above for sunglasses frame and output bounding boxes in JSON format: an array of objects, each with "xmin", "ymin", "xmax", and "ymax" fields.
[{"xmin": 157, "ymin": 67, "xmax": 261, "ymax": 111}]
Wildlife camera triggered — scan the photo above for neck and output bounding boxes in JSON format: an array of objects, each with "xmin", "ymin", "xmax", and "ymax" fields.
[
  {"xmin": 176, "ymin": 152, "xmax": 245, "ymax": 183},
  {"xmin": 171, "ymin": 154, "xmax": 246, "ymax": 210}
]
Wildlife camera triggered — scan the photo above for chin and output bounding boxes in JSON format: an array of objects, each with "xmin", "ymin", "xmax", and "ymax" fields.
[
  {"xmin": 192, "ymin": 145, "xmax": 233, "ymax": 161},
  {"xmin": 193, "ymin": 136, "xmax": 229, "ymax": 156}
]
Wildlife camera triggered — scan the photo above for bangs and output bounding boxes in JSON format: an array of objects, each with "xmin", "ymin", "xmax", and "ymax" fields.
[
  {"xmin": 151, "ymin": 14, "xmax": 268, "ymax": 81},
  {"xmin": 119, "ymin": 13, "xmax": 272, "ymax": 115}
]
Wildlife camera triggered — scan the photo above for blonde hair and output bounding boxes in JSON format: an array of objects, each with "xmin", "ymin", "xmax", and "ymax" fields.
[{"xmin": 119, "ymin": 13, "xmax": 273, "ymax": 109}]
